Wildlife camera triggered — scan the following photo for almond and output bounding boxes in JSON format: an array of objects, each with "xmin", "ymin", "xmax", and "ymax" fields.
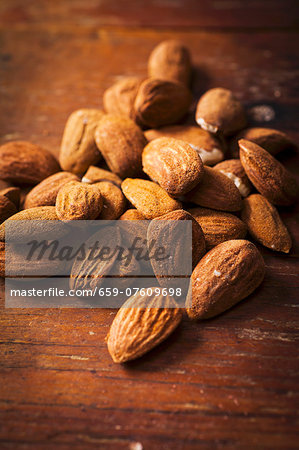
[
  {"xmin": 185, "ymin": 166, "xmax": 242, "ymax": 211},
  {"xmin": 0, "ymin": 195, "xmax": 17, "ymax": 224},
  {"xmin": 106, "ymin": 291, "xmax": 182, "ymax": 363},
  {"xmin": 188, "ymin": 207, "xmax": 247, "ymax": 249},
  {"xmin": 186, "ymin": 240, "xmax": 265, "ymax": 320},
  {"xmin": 142, "ymin": 137, "xmax": 204, "ymax": 196},
  {"xmin": 214, "ymin": 159, "xmax": 252, "ymax": 197},
  {"xmin": 145, "ymin": 125, "xmax": 224, "ymax": 166},
  {"xmin": 95, "ymin": 115, "xmax": 147, "ymax": 178},
  {"xmin": 148, "ymin": 40, "xmax": 192, "ymax": 86},
  {"xmin": 119, "ymin": 209, "xmax": 146, "ymax": 220},
  {"xmin": 24, "ymin": 172, "xmax": 80, "ymax": 209},
  {"xmin": 82, "ymin": 166, "xmax": 122, "ymax": 187},
  {"xmin": 94, "ymin": 181, "xmax": 126, "ymax": 220},
  {"xmin": 56, "ymin": 181, "xmax": 103, "ymax": 221},
  {"xmin": 103, "ymin": 76, "xmax": 142, "ymax": 119},
  {"xmin": 59, "ymin": 109, "xmax": 104, "ymax": 175},
  {"xmin": 242, "ymin": 194, "xmax": 291, "ymax": 253},
  {"xmin": 0, "ymin": 187, "xmax": 20, "ymax": 208},
  {"xmin": 239, "ymin": 139, "xmax": 298, "ymax": 205},
  {"xmin": 196, "ymin": 88, "xmax": 247, "ymax": 136},
  {"xmin": 0, "ymin": 141, "xmax": 60, "ymax": 185},
  {"xmin": 121, "ymin": 178, "xmax": 181, "ymax": 219},
  {"xmin": 134, "ymin": 78, "xmax": 192, "ymax": 128}
]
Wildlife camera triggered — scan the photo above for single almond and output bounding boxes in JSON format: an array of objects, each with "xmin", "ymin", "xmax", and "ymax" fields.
[
  {"xmin": 142, "ymin": 137, "xmax": 204, "ymax": 196},
  {"xmin": 186, "ymin": 240, "xmax": 265, "ymax": 320},
  {"xmin": 119, "ymin": 209, "xmax": 146, "ymax": 220},
  {"xmin": 94, "ymin": 181, "xmax": 126, "ymax": 220},
  {"xmin": 121, "ymin": 178, "xmax": 181, "ymax": 219},
  {"xmin": 82, "ymin": 166, "xmax": 122, "ymax": 187},
  {"xmin": 242, "ymin": 194, "xmax": 291, "ymax": 253},
  {"xmin": 103, "ymin": 76, "xmax": 142, "ymax": 119},
  {"xmin": 239, "ymin": 139, "xmax": 298, "ymax": 205},
  {"xmin": 214, "ymin": 159, "xmax": 252, "ymax": 197}
]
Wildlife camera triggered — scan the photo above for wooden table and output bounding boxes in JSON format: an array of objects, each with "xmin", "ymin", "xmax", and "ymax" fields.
[{"xmin": 0, "ymin": 1, "xmax": 298, "ymax": 448}]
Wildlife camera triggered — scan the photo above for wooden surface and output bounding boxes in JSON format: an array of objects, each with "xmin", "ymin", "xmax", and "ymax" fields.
[{"xmin": 0, "ymin": 1, "xmax": 299, "ymax": 449}]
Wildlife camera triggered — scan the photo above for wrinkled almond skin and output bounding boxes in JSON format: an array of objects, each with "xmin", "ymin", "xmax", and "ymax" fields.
[
  {"xmin": 103, "ymin": 76, "xmax": 142, "ymax": 119},
  {"xmin": 95, "ymin": 115, "xmax": 147, "ymax": 178},
  {"xmin": 106, "ymin": 291, "xmax": 182, "ymax": 363},
  {"xmin": 188, "ymin": 207, "xmax": 247, "ymax": 249},
  {"xmin": 94, "ymin": 181, "xmax": 126, "ymax": 220},
  {"xmin": 148, "ymin": 40, "xmax": 192, "ymax": 86},
  {"xmin": 196, "ymin": 88, "xmax": 247, "ymax": 136},
  {"xmin": 0, "ymin": 195, "xmax": 17, "ymax": 224},
  {"xmin": 145, "ymin": 125, "xmax": 224, "ymax": 166},
  {"xmin": 56, "ymin": 181, "xmax": 103, "ymax": 221},
  {"xmin": 0, "ymin": 141, "xmax": 60, "ymax": 185},
  {"xmin": 134, "ymin": 78, "xmax": 192, "ymax": 128},
  {"xmin": 239, "ymin": 139, "xmax": 299, "ymax": 206},
  {"xmin": 242, "ymin": 194, "xmax": 292, "ymax": 253},
  {"xmin": 82, "ymin": 166, "xmax": 122, "ymax": 187},
  {"xmin": 59, "ymin": 109, "xmax": 104, "ymax": 175},
  {"xmin": 121, "ymin": 178, "xmax": 182, "ymax": 219},
  {"xmin": 24, "ymin": 172, "xmax": 80, "ymax": 209},
  {"xmin": 230, "ymin": 127, "xmax": 297, "ymax": 158},
  {"xmin": 186, "ymin": 240, "xmax": 265, "ymax": 320},
  {"xmin": 119, "ymin": 209, "xmax": 146, "ymax": 220},
  {"xmin": 214, "ymin": 159, "xmax": 252, "ymax": 197},
  {"xmin": 185, "ymin": 166, "xmax": 242, "ymax": 211},
  {"xmin": 142, "ymin": 137, "xmax": 204, "ymax": 196}
]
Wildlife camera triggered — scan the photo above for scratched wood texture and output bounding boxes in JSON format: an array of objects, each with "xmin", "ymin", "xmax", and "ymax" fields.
[{"xmin": 0, "ymin": 1, "xmax": 299, "ymax": 449}]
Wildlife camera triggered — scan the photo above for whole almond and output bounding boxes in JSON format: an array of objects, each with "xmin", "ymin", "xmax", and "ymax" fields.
[
  {"xmin": 59, "ymin": 109, "xmax": 104, "ymax": 175},
  {"xmin": 134, "ymin": 78, "xmax": 192, "ymax": 128},
  {"xmin": 82, "ymin": 166, "xmax": 122, "ymax": 187},
  {"xmin": 56, "ymin": 181, "xmax": 103, "ymax": 221},
  {"xmin": 142, "ymin": 137, "xmax": 204, "ymax": 196},
  {"xmin": 239, "ymin": 139, "xmax": 298, "ymax": 205},
  {"xmin": 148, "ymin": 40, "xmax": 192, "ymax": 86},
  {"xmin": 214, "ymin": 159, "xmax": 252, "ymax": 197},
  {"xmin": 119, "ymin": 209, "xmax": 146, "ymax": 220},
  {"xmin": 242, "ymin": 194, "xmax": 292, "ymax": 253},
  {"xmin": 24, "ymin": 172, "xmax": 80, "ymax": 209},
  {"xmin": 106, "ymin": 291, "xmax": 182, "ymax": 363},
  {"xmin": 0, "ymin": 195, "xmax": 17, "ymax": 224},
  {"xmin": 103, "ymin": 76, "xmax": 142, "ymax": 118},
  {"xmin": 186, "ymin": 240, "xmax": 265, "ymax": 320},
  {"xmin": 0, "ymin": 141, "xmax": 60, "ymax": 185},
  {"xmin": 94, "ymin": 181, "xmax": 126, "ymax": 220},
  {"xmin": 95, "ymin": 115, "xmax": 147, "ymax": 178},
  {"xmin": 188, "ymin": 207, "xmax": 247, "ymax": 249},
  {"xmin": 196, "ymin": 88, "xmax": 247, "ymax": 136},
  {"xmin": 185, "ymin": 166, "xmax": 242, "ymax": 211},
  {"xmin": 145, "ymin": 125, "xmax": 224, "ymax": 166},
  {"xmin": 121, "ymin": 178, "xmax": 181, "ymax": 219}
]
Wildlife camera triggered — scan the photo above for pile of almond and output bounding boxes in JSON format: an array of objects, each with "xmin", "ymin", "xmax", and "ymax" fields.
[{"xmin": 0, "ymin": 40, "xmax": 297, "ymax": 364}]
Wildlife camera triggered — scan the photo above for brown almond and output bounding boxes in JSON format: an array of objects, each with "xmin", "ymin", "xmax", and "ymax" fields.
[
  {"xmin": 0, "ymin": 141, "xmax": 60, "ymax": 185},
  {"xmin": 24, "ymin": 172, "xmax": 80, "ymax": 209},
  {"xmin": 0, "ymin": 187, "xmax": 20, "ymax": 208},
  {"xmin": 186, "ymin": 240, "xmax": 265, "ymax": 320},
  {"xmin": 239, "ymin": 139, "xmax": 298, "ymax": 205},
  {"xmin": 196, "ymin": 88, "xmax": 247, "ymax": 136},
  {"xmin": 119, "ymin": 209, "xmax": 146, "ymax": 220},
  {"xmin": 106, "ymin": 291, "xmax": 182, "ymax": 363},
  {"xmin": 94, "ymin": 181, "xmax": 126, "ymax": 220},
  {"xmin": 95, "ymin": 115, "xmax": 147, "ymax": 178},
  {"xmin": 242, "ymin": 194, "xmax": 292, "ymax": 253},
  {"xmin": 214, "ymin": 159, "xmax": 252, "ymax": 197},
  {"xmin": 142, "ymin": 137, "xmax": 204, "ymax": 196},
  {"xmin": 103, "ymin": 76, "xmax": 142, "ymax": 119},
  {"xmin": 56, "ymin": 181, "xmax": 103, "ymax": 221},
  {"xmin": 185, "ymin": 166, "xmax": 242, "ymax": 211},
  {"xmin": 59, "ymin": 109, "xmax": 104, "ymax": 175},
  {"xmin": 82, "ymin": 166, "xmax": 122, "ymax": 187},
  {"xmin": 0, "ymin": 195, "xmax": 17, "ymax": 224},
  {"xmin": 134, "ymin": 78, "xmax": 192, "ymax": 128},
  {"xmin": 188, "ymin": 207, "xmax": 247, "ymax": 249},
  {"xmin": 148, "ymin": 40, "xmax": 192, "ymax": 86}
]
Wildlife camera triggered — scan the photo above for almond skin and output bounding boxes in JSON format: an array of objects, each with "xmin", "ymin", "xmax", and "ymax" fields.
[
  {"xmin": 95, "ymin": 115, "xmax": 147, "ymax": 179},
  {"xmin": 56, "ymin": 181, "xmax": 103, "ymax": 221},
  {"xmin": 188, "ymin": 207, "xmax": 247, "ymax": 249},
  {"xmin": 185, "ymin": 166, "xmax": 242, "ymax": 211},
  {"xmin": 0, "ymin": 187, "xmax": 20, "ymax": 208},
  {"xmin": 134, "ymin": 78, "xmax": 192, "ymax": 128},
  {"xmin": 142, "ymin": 137, "xmax": 204, "ymax": 197},
  {"xmin": 106, "ymin": 291, "xmax": 182, "ymax": 363},
  {"xmin": 186, "ymin": 240, "xmax": 265, "ymax": 320},
  {"xmin": 94, "ymin": 181, "xmax": 126, "ymax": 220},
  {"xmin": 145, "ymin": 125, "xmax": 224, "ymax": 166},
  {"xmin": 148, "ymin": 40, "xmax": 192, "ymax": 86},
  {"xmin": 24, "ymin": 172, "xmax": 80, "ymax": 209},
  {"xmin": 0, "ymin": 195, "xmax": 17, "ymax": 224},
  {"xmin": 119, "ymin": 209, "xmax": 146, "ymax": 220},
  {"xmin": 59, "ymin": 109, "xmax": 104, "ymax": 175},
  {"xmin": 0, "ymin": 141, "xmax": 60, "ymax": 185},
  {"xmin": 121, "ymin": 178, "xmax": 182, "ymax": 219},
  {"xmin": 103, "ymin": 76, "xmax": 142, "ymax": 119},
  {"xmin": 82, "ymin": 166, "xmax": 122, "ymax": 187},
  {"xmin": 214, "ymin": 159, "xmax": 252, "ymax": 197},
  {"xmin": 196, "ymin": 88, "xmax": 247, "ymax": 136},
  {"xmin": 239, "ymin": 139, "xmax": 299, "ymax": 206},
  {"xmin": 242, "ymin": 194, "xmax": 292, "ymax": 253}
]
